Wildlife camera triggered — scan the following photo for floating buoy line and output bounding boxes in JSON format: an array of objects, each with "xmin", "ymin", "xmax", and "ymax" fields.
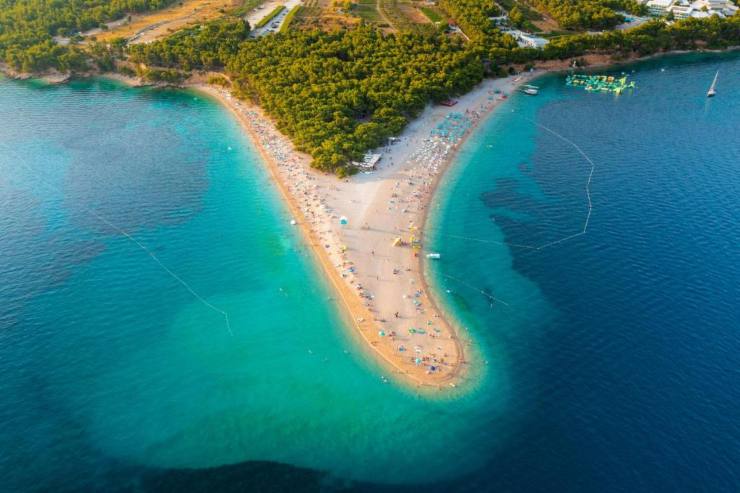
[
  {"xmin": 430, "ymin": 114, "xmax": 595, "ymax": 252},
  {"xmin": 427, "ymin": 114, "xmax": 598, "ymax": 308},
  {"xmin": 1, "ymin": 143, "xmax": 234, "ymax": 336}
]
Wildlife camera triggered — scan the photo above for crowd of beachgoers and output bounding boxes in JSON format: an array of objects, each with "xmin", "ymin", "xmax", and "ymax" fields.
[{"xmin": 198, "ymin": 72, "xmax": 535, "ymax": 388}]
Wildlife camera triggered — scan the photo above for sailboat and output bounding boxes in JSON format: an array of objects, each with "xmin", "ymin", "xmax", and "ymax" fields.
[{"xmin": 707, "ymin": 70, "xmax": 718, "ymax": 98}]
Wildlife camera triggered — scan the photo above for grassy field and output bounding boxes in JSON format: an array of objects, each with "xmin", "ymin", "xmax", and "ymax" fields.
[
  {"xmin": 91, "ymin": 0, "xmax": 445, "ymax": 36},
  {"xmin": 375, "ymin": 0, "xmax": 436, "ymax": 32},
  {"xmin": 290, "ymin": 0, "xmax": 319, "ymax": 28},
  {"xmin": 419, "ymin": 5, "xmax": 443, "ymax": 23},
  {"xmin": 290, "ymin": 0, "xmax": 360, "ymax": 30},
  {"xmin": 397, "ymin": 1, "xmax": 431, "ymax": 26},
  {"xmin": 353, "ymin": 0, "xmax": 385, "ymax": 24}
]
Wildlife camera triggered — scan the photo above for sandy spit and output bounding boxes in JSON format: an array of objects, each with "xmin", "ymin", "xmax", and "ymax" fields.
[{"xmin": 191, "ymin": 71, "xmax": 537, "ymax": 392}]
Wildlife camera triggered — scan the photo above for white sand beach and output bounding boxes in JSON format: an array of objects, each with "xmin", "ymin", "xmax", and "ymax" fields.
[{"xmin": 196, "ymin": 71, "xmax": 538, "ymax": 390}]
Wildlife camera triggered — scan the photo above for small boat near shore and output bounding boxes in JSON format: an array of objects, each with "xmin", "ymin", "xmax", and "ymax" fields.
[
  {"xmin": 426, "ymin": 253, "xmax": 441, "ymax": 259},
  {"xmin": 520, "ymin": 84, "xmax": 539, "ymax": 95}
]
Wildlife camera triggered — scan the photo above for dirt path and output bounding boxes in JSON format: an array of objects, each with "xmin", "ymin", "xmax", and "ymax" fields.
[{"xmin": 376, "ymin": 0, "xmax": 397, "ymax": 31}]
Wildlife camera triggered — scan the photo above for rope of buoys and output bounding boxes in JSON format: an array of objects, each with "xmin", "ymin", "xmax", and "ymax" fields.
[
  {"xmin": 1, "ymin": 143, "xmax": 234, "ymax": 336},
  {"xmin": 426, "ymin": 115, "xmax": 597, "ymax": 309},
  {"xmin": 430, "ymin": 115, "xmax": 596, "ymax": 252},
  {"xmin": 440, "ymin": 273, "xmax": 510, "ymax": 307}
]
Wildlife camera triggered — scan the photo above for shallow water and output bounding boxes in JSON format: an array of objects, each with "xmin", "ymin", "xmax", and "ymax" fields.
[
  {"xmin": 1, "ymin": 49, "xmax": 739, "ymax": 492},
  {"xmin": 0, "ymin": 78, "xmax": 509, "ymax": 491}
]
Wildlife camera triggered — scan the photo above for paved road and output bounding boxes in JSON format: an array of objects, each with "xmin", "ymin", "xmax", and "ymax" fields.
[{"xmin": 247, "ymin": 0, "xmax": 303, "ymax": 37}]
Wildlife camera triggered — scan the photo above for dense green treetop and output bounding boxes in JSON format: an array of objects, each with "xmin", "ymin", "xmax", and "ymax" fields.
[
  {"xmin": 227, "ymin": 28, "xmax": 485, "ymax": 171},
  {"xmin": 2, "ymin": 0, "xmax": 738, "ymax": 173},
  {"xmin": 0, "ymin": 0, "xmax": 177, "ymax": 71},
  {"xmin": 441, "ymin": 0, "xmax": 644, "ymax": 31},
  {"xmin": 130, "ymin": 25, "xmax": 486, "ymax": 171},
  {"xmin": 129, "ymin": 14, "xmax": 739, "ymax": 172},
  {"xmin": 128, "ymin": 18, "xmax": 251, "ymax": 70},
  {"xmin": 438, "ymin": 0, "xmax": 505, "ymax": 39},
  {"xmin": 530, "ymin": 0, "xmax": 633, "ymax": 30}
]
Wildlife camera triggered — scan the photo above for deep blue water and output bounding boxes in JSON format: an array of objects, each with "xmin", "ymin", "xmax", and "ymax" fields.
[
  {"xmin": 1, "ymin": 50, "xmax": 739, "ymax": 492},
  {"xmin": 425, "ymin": 51, "xmax": 740, "ymax": 492}
]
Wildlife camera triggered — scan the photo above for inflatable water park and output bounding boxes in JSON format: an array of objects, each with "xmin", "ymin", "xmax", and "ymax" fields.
[{"xmin": 566, "ymin": 74, "xmax": 636, "ymax": 94}]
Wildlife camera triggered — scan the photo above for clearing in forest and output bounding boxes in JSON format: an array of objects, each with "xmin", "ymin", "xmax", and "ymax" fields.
[
  {"xmin": 90, "ymin": 0, "xmax": 243, "ymax": 43},
  {"xmin": 353, "ymin": 0, "xmax": 385, "ymax": 25},
  {"xmin": 351, "ymin": 0, "xmax": 436, "ymax": 32},
  {"xmin": 396, "ymin": 1, "xmax": 432, "ymax": 26},
  {"xmin": 419, "ymin": 5, "xmax": 444, "ymax": 23},
  {"xmin": 291, "ymin": 0, "xmax": 360, "ymax": 31}
]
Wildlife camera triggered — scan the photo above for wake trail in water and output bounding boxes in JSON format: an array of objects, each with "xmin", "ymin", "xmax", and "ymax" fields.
[{"xmin": 1, "ymin": 144, "xmax": 233, "ymax": 336}]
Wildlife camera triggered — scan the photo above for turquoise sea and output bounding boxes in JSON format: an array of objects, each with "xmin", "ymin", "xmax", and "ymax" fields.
[
  {"xmin": 0, "ymin": 76, "xmax": 510, "ymax": 491},
  {"xmin": 427, "ymin": 51, "xmax": 740, "ymax": 492},
  {"xmin": 1, "ymin": 50, "xmax": 739, "ymax": 492}
]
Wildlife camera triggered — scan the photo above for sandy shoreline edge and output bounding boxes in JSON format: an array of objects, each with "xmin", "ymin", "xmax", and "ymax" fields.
[
  {"xmin": 188, "ymin": 50, "xmax": 655, "ymax": 391},
  {"xmin": 195, "ymin": 84, "xmax": 456, "ymax": 390},
  {"xmin": 190, "ymin": 72, "xmax": 543, "ymax": 392},
  {"xmin": 9, "ymin": 48, "xmax": 733, "ymax": 392},
  {"xmin": 86, "ymin": 70, "xmax": 483, "ymax": 391},
  {"xmin": 93, "ymin": 56, "xmax": 631, "ymax": 392}
]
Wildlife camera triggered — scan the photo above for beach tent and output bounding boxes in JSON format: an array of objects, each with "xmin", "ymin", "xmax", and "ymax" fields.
[{"xmin": 339, "ymin": 216, "xmax": 348, "ymax": 225}]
